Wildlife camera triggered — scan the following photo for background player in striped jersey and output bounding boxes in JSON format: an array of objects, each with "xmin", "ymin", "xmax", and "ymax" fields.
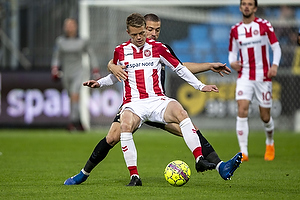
[
  {"xmin": 228, "ymin": 0, "xmax": 281, "ymax": 161},
  {"xmin": 64, "ymin": 13, "xmax": 241, "ymax": 186}
]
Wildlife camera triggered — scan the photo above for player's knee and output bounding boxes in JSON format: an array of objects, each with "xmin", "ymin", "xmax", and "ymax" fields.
[
  {"xmin": 178, "ymin": 109, "xmax": 189, "ymax": 120},
  {"xmin": 260, "ymin": 115, "xmax": 270, "ymax": 123},
  {"xmin": 238, "ymin": 108, "xmax": 248, "ymax": 117},
  {"xmin": 106, "ymin": 124, "xmax": 121, "ymax": 145}
]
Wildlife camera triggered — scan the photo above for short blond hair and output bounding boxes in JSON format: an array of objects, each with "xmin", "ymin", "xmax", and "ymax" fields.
[{"xmin": 126, "ymin": 13, "xmax": 146, "ymax": 30}]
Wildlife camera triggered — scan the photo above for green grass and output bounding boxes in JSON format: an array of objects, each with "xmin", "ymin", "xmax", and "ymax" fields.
[{"xmin": 0, "ymin": 128, "xmax": 299, "ymax": 200}]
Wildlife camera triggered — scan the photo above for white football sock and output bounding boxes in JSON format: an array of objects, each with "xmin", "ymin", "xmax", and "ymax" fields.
[
  {"xmin": 236, "ymin": 117, "xmax": 249, "ymax": 156},
  {"xmin": 120, "ymin": 132, "xmax": 137, "ymax": 167},
  {"xmin": 81, "ymin": 169, "xmax": 90, "ymax": 176},
  {"xmin": 264, "ymin": 117, "xmax": 274, "ymax": 145},
  {"xmin": 179, "ymin": 118, "xmax": 201, "ymax": 153}
]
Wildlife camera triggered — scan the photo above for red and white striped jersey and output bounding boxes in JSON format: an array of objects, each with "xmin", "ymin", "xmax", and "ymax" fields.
[
  {"xmin": 113, "ymin": 38, "xmax": 182, "ymax": 104},
  {"xmin": 229, "ymin": 17, "xmax": 280, "ymax": 82}
]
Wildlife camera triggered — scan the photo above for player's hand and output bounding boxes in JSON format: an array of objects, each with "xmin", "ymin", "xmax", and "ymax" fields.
[
  {"xmin": 51, "ymin": 66, "xmax": 62, "ymax": 81},
  {"xmin": 83, "ymin": 80, "xmax": 100, "ymax": 88},
  {"xmin": 201, "ymin": 85, "xmax": 219, "ymax": 93},
  {"xmin": 108, "ymin": 59, "xmax": 127, "ymax": 82},
  {"xmin": 210, "ymin": 63, "xmax": 231, "ymax": 76},
  {"xmin": 267, "ymin": 64, "xmax": 278, "ymax": 78},
  {"xmin": 230, "ymin": 61, "xmax": 242, "ymax": 72}
]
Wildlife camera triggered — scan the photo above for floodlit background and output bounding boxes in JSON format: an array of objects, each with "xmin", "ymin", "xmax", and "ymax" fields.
[{"xmin": 0, "ymin": 0, "xmax": 300, "ymax": 131}]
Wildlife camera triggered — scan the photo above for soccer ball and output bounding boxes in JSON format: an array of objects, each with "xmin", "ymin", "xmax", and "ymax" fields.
[{"xmin": 164, "ymin": 160, "xmax": 191, "ymax": 187}]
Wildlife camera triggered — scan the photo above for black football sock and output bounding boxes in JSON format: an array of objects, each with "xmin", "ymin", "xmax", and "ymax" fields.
[
  {"xmin": 197, "ymin": 130, "xmax": 221, "ymax": 165},
  {"xmin": 206, "ymin": 151, "xmax": 222, "ymax": 165},
  {"xmin": 83, "ymin": 137, "xmax": 113, "ymax": 173}
]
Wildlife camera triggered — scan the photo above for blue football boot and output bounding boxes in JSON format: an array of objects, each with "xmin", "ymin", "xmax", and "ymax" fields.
[
  {"xmin": 218, "ymin": 152, "xmax": 242, "ymax": 180},
  {"xmin": 64, "ymin": 170, "xmax": 89, "ymax": 185}
]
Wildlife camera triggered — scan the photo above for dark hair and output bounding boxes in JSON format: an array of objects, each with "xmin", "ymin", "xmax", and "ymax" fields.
[
  {"xmin": 240, "ymin": 0, "xmax": 257, "ymax": 7},
  {"xmin": 144, "ymin": 13, "xmax": 160, "ymax": 22},
  {"xmin": 126, "ymin": 13, "xmax": 146, "ymax": 30}
]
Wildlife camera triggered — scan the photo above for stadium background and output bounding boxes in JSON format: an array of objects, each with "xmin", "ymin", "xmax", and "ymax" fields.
[{"xmin": 0, "ymin": 0, "xmax": 299, "ymax": 131}]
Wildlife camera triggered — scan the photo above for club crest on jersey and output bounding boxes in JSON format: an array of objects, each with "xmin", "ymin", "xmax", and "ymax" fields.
[
  {"xmin": 144, "ymin": 50, "xmax": 151, "ymax": 57},
  {"xmin": 253, "ymin": 29, "xmax": 259, "ymax": 35}
]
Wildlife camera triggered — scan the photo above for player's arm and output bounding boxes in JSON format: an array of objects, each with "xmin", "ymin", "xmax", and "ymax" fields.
[
  {"xmin": 161, "ymin": 45, "xmax": 218, "ymax": 92},
  {"xmin": 83, "ymin": 74, "xmax": 118, "ymax": 88},
  {"xmin": 268, "ymin": 42, "xmax": 281, "ymax": 78},
  {"xmin": 228, "ymin": 27, "xmax": 243, "ymax": 72},
  {"xmin": 164, "ymin": 44, "xmax": 230, "ymax": 76},
  {"xmin": 183, "ymin": 62, "xmax": 231, "ymax": 76},
  {"xmin": 174, "ymin": 64, "xmax": 219, "ymax": 92},
  {"xmin": 107, "ymin": 59, "xmax": 127, "ymax": 82},
  {"xmin": 228, "ymin": 52, "xmax": 242, "ymax": 72},
  {"xmin": 51, "ymin": 37, "xmax": 62, "ymax": 80}
]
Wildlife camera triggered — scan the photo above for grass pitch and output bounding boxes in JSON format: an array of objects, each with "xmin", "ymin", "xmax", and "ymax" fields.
[{"xmin": 0, "ymin": 128, "xmax": 299, "ymax": 199}]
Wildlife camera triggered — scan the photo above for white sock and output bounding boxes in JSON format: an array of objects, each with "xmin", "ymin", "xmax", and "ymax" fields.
[
  {"xmin": 264, "ymin": 117, "xmax": 274, "ymax": 145},
  {"xmin": 81, "ymin": 169, "xmax": 90, "ymax": 176},
  {"xmin": 216, "ymin": 161, "xmax": 223, "ymax": 172},
  {"xmin": 236, "ymin": 117, "xmax": 249, "ymax": 156},
  {"xmin": 179, "ymin": 118, "xmax": 201, "ymax": 153},
  {"xmin": 120, "ymin": 132, "xmax": 137, "ymax": 167}
]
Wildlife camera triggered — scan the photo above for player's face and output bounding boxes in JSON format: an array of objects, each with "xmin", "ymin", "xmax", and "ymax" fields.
[
  {"xmin": 127, "ymin": 26, "xmax": 147, "ymax": 47},
  {"xmin": 64, "ymin": 19, "xmax": 77, "ymax": 37},
  {"xmin": 146, "ymin": 21, "xmax": 161, "ymax": 41},
  {"xmin": 240, "ymin": 0, "xmax": 257, "ymax": 18}
]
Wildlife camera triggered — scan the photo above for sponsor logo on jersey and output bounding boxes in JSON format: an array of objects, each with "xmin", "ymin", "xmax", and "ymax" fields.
[{"xmin": 126, "ymin": 62, "xmax": 154, "ymax": 68}]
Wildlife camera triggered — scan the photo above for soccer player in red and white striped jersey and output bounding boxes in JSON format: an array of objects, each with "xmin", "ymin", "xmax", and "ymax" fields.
[
  {"xmin": 112, "ymin": 13, "xmax": 221, "ymax": 186},
  {"xmin": 228, "ymin": 0, "xmax": 281, "ymax": 162}
]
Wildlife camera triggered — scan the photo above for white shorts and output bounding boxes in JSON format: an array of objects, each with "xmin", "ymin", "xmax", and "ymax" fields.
[
  {"xmin": 235, "ymin": 79, "xmax": 272, "ymax": 108},
  {"xmin": 121, "ymin": 96, "xmax": 176, "ymax": 128}
]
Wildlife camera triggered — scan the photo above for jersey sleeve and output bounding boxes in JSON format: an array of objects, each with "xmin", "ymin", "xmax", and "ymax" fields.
[
  {"xmin": 158, "ymin": 44, "xmax": 181, "ymax": 71},
  {"xmin": 164, "ymin": 43, "xmax": 182, "ymax": 64},
  {"xmin": 51, "ymin": 37, "xmax": 61, "ymax": 67},
  {"xmin": 228, "ymin": 26, "xmax": 239, "ymax": 64},
  {"xmin": 265, "ymin": 20, "xmax": 279, "ymax": 45},
  {"xmin": 113, "ymin": 46, "xmax": 123, "ymax": 65},
  {"xmin": 97, "ymin": 73, "xmax": 118, "ymax": 87}
]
